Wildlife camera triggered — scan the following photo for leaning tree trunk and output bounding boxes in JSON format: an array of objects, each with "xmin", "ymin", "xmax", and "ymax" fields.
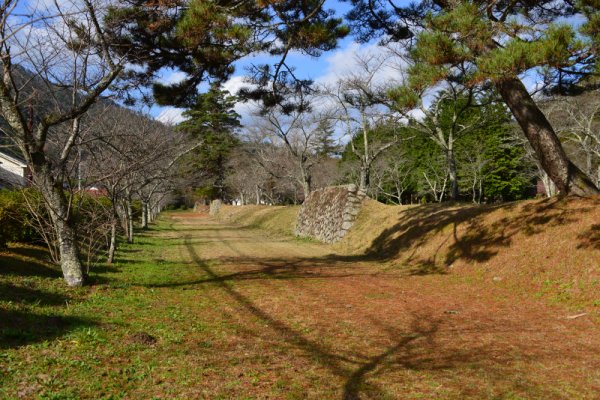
[
  {"xmin": 540, "ymin": 170, "xmax": 557, "ymax": 198},
  {"xmin": 34, "ymin": 164, "xmax": 85, "ymax": 286},
  {"xmin": 496, "ymin": 77, "xmax": 599, "ymax": 196}
]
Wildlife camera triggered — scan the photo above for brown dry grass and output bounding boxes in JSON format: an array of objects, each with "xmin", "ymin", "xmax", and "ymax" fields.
[
  {"xmin": 218, "ymin": 204, "xmax": 301, "ymax": 236},
  {"xmin": 218, "ymin": 197, "xmax": 600, "ymax": 312},
  {"xmin": 3, "ymin": 198, "xmax": 600, "ymax": 399},
  {"xmin": 335, "ymin": 197, "xmax": 600, "ymax": 311},
  {"xmin": 158, "ymin": 211, "xmax": 600, "ymax": 399}
]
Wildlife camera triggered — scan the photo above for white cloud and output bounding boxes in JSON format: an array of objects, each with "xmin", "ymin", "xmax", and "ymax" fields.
[
  {"xmin": 315, "ymin": 42, "xmax": 405, "ymax": 88},
  {"xmin": 221, "ymin": 75, "xmax": 260, "ymax": 125},
  {"xmin": 222, "ymin": 75, "xmax": 249, "ymax": 95},
  {"xmin": 156, "ymin": 107, "xmax": 186, "ymax": 125},
  {"xmin": 159, "ymin": 70, "xmax": 187, "ymax": 86}
]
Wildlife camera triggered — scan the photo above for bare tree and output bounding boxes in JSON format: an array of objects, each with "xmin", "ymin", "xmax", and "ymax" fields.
[
  {"xmin": 84, "ymin": 105, "xmax": 193, "ymax": 261},
  {"xmin": 225, "ymin": 146, "xmax": 271, "ymax": 205},
  {"xmin": 457, "ymin": 141, "xmax": 491, "ymax": 203},
  {"xmin": 401, "ymin": 84, "xmax": 487, "ymax": 201},
  {"xmin": 0, "ymin": 0, "xmax": 126, "ymax": 286},
  {"xmin": 250, "ymin": 102, "xmax": 335, "ymax": 200},
  {"xmin": 546, "ymin": 91, "xmax": 600, "ymax": 188},
  {"xmin": 370, "ymin": 151, "xmax": 413, "ymax": 204},
  {"xmin": 325, "ymin": 52, "xmax": 401, "ymax": 193},
  {"xmin": 420, "ymin": 155, "xmax": 449, "ymax": 203}
]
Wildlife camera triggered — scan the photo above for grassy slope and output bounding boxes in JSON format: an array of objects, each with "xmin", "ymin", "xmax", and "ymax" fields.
[
  {"xmin": 218, "ymin": 205, "xmax": 300, "ymax": 237},
  {"xmin": 0, "ymin": 200, "xmax": 599, "ymax": 398},
  {"xmin": 219, "ymin": 197, "xmax": 600, "ymax": 312},
  {"xmin": 339, "ymin": 197, "xmax": 600, "ymax": 311}
]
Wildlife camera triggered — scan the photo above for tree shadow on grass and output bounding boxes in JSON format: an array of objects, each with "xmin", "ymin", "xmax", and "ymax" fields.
[
  {"xmin": 577, "ymin": 224, "xmax": 600, "ymax": 250},
  {"xmin": 0, "ymin": 308, "xmax": 95, "ymax": 349},
  {"xmin": 0, "ymin": 282, "xmax": 70, "ymax": 306},
  {"xmin": 181, "ymin": 237, "xmax": 575, "ymax": 399},
  {"xmin": 142, "ymin": 255, "xmax": 373, "ymax": 288},
  {"xmin": 0, "ymin": 247, "xmax": 98, "ymax": 349},
  {"xmin": 0, "ymin": 247, "xmax": 61, "ymax": 278},
  {"xmin": 327, "ymin": 197, "xmax": 595, "ymax": 271},
  {"xmin": 0, "ymin": 282, "xmax": 95, "ymax": 349}
]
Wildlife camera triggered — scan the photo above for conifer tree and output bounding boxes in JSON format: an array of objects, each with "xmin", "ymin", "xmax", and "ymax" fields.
[
  {"xmin": 107, "ymin": 0, "xmax": 349, "ymax": 108},
  {"xmin": 347, "ymin": 0, "xmax": 600, "ymax": 195},
  {"xmin": 178, "ymin": 86, "xmax": 241, "ymax": 199}
]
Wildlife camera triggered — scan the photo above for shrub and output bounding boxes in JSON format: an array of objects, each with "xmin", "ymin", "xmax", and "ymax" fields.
[
  {"xmin": 20, "ymin": 189, "xmax": 115, "ymax": 268},
  {"xmin": 0, "ymin": 189, "xmax": 36, "ymax": 248}
]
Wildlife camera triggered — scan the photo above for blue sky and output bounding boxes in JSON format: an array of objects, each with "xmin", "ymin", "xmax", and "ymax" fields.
[
  {"xmin": 153, "ymin": 0, "xmax": 378, "ymax": 124},
  {"xmin": 15, "ymin": 0, "xmax": 582, "ymax": 125},
  {"xmin": 153, "ymin": 33, "xmax": 401, "ymax": 125}
]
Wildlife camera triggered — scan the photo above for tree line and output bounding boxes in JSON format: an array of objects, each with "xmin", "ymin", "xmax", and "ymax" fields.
[
  {"xmin": 186, "ymin": 78, "xmax": 597, "ymax": 207},
  {"xmin": 0, "ymin": 0, "xmax": 598, "ymax": 286}
]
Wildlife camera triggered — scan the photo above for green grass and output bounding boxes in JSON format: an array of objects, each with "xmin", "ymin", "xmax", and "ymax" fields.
[
  {"xmin": 0, "ymin": 218, "xmax": 223, "ymax": 399},
  {"xmin": 2, "ymin": 209, "xmax": 600, "ymax": 399},
  {"xmin": 0, "ymin": 214, "xmax": 339, "ymax": 399}
]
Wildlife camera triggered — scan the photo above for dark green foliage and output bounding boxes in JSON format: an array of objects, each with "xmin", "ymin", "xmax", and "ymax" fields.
[
  {"xmin": 0, "ymin": 190, "xmax": 37, "ymax": 247},
  {"xmin": 457, "ymin": 116, "xmax": 535, "ymax": 202},
  {"xmin": 178, "ymin": 86, "xmax": 241, "ymax": 199},
  {"xmin": 346, "ymin": 1, "xmax": 598, "ymax": 94},
  {"xmin": 107, "ymin": 0, "xmax": 348, "ymax": 107},
  {"xmin": 313, "ymin": 119, "xmax": 339, "ymax": 157},
  {"xmin": 340, "ymin": 98, "xmax": 535, "ymax": 203},
  {"xmin": 479, "ymin": 133, "xmax": 535, "ymax": 202}
]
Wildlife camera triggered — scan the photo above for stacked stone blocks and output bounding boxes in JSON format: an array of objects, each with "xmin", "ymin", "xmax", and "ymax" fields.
[{"xmin": 295, "ymin": 184, "xmax": 365, "ymax": 243}]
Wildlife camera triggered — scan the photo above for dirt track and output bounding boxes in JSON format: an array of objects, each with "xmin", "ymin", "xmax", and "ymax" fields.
[{"xmin": 165, "ymin": 213, "xmax": 600, "ymax": 399}]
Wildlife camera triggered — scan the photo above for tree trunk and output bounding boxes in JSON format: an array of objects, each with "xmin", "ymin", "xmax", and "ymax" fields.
[
  {"xmin": 141, "ymin": 202, "xmax": 148, "ymax": 230},
  {"xmin": 361, "ymin": 116, "xmax": 371, "ymax": 192},
  {"xmin": 447, "ymin": 147, "xmax": 459, "ymax": 201},
  {"xmin": 496, "ymin": 77, "xmax": 599, "ymax": 196},
  {"xmin": 359, "ymin": 164, "xmax": 370, "ymax": 192},
  {"xmin": 541, "ymin": 170, "xmax": 557, "ymax": 198},
  {"xmin": 586, "ymin": 151, "xmax": 593, "ymax": 178},
  {"xmin": 301, "ymin": 180, "xmax": 310, "ymax": 201},
  {"xmin": 126, "ymin": 200, "xmax": 134, "ymax": 244},
  {"xmin": 107, "ymin": 218, "xmax": 117, "ymax": 264},
  {"xmin": 300, "ymin": 168, "xmax": 312, "ymax": 201},
  {"xmin": 34, "ymin": 165, "xmax": 84, "ymax": 287}
]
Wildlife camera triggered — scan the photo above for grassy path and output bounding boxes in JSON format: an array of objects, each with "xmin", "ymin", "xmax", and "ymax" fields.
[{"xmin": 1, "ymin": 212, "xmax": 600, "ymax": 399}]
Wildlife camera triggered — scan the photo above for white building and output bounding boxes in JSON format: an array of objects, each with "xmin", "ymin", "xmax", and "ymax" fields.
[{"xmin": 0, "ymin": 152, "xmax": 28, "ymax": 188}]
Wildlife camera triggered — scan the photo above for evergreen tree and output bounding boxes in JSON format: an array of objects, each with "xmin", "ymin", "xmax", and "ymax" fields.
[
  {"xmin": 347, "ymin": 0, "xmax": 600, "ymax": 195},
  {"xmin": 107, "ymin": 0, "xmax": 349, "ymax": 108},
  {"xmin": 456, "ymin": 102, "xmax": 534, "ymax": 202},
  {"xmin": 178, "ymin": 86, "xmax": 241, "ymax": 199}
]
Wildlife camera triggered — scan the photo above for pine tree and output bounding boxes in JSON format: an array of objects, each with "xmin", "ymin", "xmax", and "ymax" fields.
[
  {"xmin": 347, "ymin": 0, "xmax": 600, "ymax": 195},
  {"xmin": 178, "ymin": 86, "xmax": 241, "ymax": 199},
  {"xmin": 107, "ymin": 0, "xmax": 349, "ymax": 108}
]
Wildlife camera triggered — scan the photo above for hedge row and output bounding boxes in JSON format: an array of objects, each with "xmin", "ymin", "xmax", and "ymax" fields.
[{"xmin": 0, "ymin": 189, "xmax": 37, "ymax": 248}]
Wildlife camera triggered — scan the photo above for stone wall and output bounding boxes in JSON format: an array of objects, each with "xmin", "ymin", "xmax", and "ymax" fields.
[
  {"xmin": 209, "ymin": 199, "xmax": 222, "ymax": 216},
  {"xmin": 295, "ymin": 184, "xmax": 365, "ymax": 243}
]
